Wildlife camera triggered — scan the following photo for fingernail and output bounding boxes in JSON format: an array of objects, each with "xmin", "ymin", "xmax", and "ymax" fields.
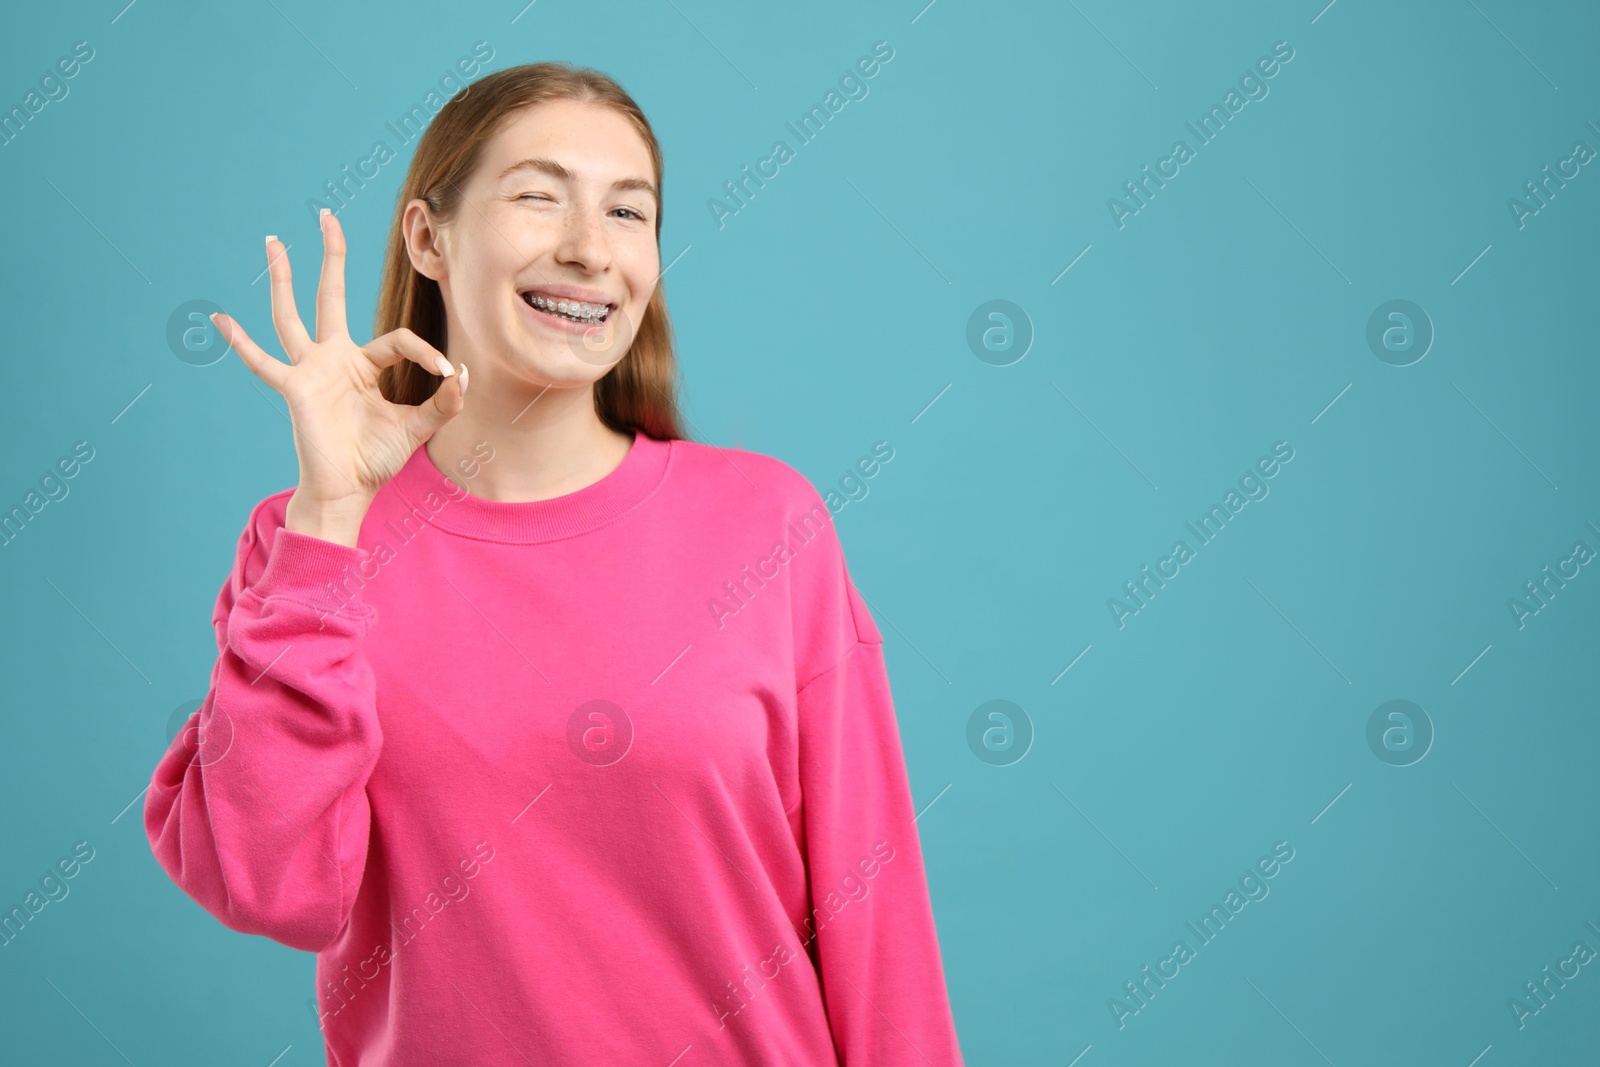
[
  {"xmin": 319, "ymin": 207, "xmax": 330, "ymax": 218},
  {"xmin": 459, "ymin": 363, "xmax": 469, "ymax": 394},
  {"xmin": 435, "ymin": 355, "xmax": 455, "ymax": 377},
  {"xmin": 265, "ymin": 234, "xmax": 277, "ymax": 247}
]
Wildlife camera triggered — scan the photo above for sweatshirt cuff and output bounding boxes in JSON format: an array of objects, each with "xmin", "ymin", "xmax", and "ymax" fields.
[{"xmin": 254, "ymin": 527, "xmax": 377, "ymax": 618}]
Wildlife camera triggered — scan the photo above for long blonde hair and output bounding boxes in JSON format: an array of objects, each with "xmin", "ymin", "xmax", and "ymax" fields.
[{"xmin": 373, "ymin": 61, "xmax": 687, "ymax": 442}]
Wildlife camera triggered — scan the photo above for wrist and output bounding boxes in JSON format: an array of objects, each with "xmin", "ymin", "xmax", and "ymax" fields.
[{"xmin": 285, "ymin": 490, "xmax": 371, "ymax": 548}]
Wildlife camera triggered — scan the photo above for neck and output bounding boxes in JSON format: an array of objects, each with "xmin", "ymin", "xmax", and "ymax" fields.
[{"xmin": 424, "ymin": 370, "xmax": 634, "ymax": 505}]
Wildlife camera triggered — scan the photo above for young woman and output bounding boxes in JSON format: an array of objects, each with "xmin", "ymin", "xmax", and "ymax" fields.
[{"xmin": 145, "ymin": 62, "xmax": 963, "ymax": 1065}]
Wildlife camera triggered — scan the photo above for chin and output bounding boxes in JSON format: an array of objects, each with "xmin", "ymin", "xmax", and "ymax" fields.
[{"xmin": 504, "ymin": 344, "xmax": 613, "ymax": 388}]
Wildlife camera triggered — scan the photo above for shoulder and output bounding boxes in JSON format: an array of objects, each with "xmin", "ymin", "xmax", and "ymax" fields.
[
  {"xmin": 664, "ymin": 437, "xmax": 833, "ymax": 521},
  {"xmin": 666, "ymin": 437, "xmax": 882, "ymax": 655}
]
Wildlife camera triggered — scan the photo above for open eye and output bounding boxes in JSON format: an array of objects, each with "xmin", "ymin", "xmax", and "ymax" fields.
[{"xmin": 611, "ymin": 206, "xmax": 647, "ymax": 222}]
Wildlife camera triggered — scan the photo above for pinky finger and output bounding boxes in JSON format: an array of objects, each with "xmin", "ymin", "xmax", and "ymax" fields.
[{"xmin": 213, "ymin": 313, "xmax": 290, "ymax": 393}]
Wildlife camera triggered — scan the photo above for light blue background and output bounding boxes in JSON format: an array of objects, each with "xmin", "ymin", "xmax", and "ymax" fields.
[{"xmin": 2, "ymin": 0, "xmax": 1597, "ymax": 1063}]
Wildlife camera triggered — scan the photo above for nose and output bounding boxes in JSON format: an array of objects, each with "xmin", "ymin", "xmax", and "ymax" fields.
[{"xmin": 554, "ymin": 201, "xmax": 610, "ymax": 274}]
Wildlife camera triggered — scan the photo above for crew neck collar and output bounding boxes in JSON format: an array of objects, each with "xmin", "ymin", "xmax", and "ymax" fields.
[{"xmin": 387, "ymin": 431, "xmax": 672, "ymax": 545}]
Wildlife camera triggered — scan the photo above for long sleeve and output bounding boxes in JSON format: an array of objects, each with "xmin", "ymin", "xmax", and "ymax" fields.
[
  {"xmin": 793, "ymin": 571, "xmax": 965, "ymax": 1066},
  {"xmin": 144, "ymin": 491, "xmax": 383, "ymax": 953}
]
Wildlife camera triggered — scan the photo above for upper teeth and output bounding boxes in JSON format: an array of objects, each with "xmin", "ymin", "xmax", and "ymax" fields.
[{"xmin": 525, "ymin": 293, "xmax": 609, "ymax": 322}]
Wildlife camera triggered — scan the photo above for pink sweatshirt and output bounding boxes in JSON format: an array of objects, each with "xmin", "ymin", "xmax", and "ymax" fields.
[{"xmin": 145, "ymin": 431, "xmax": 963, "ymax": 1066}]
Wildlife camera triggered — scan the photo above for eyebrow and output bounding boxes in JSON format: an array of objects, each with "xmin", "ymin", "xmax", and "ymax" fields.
[{"xmin": 497, "ymin": 156, "xmax": 658, "ymax": 204}]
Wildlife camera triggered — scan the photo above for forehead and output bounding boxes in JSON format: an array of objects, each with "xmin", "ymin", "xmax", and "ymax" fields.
[{"xmin": 480, "ymin": 99, "xmax": 654, "ymax": 182}]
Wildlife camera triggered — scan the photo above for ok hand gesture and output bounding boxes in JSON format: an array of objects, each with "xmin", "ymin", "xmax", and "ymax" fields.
[{"xmin": 212, "ymin": 210, "xmax": 466, "ymax": 543}]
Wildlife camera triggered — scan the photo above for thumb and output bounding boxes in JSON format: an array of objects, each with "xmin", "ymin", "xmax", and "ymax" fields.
[{"xmin": 405, "ymin": 360, "xmax": 468, "ymax": 442}]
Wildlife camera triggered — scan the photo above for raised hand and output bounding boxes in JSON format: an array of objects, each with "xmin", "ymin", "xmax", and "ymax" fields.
[{"xmin": 212, "ymin": 210, "xmax": 467, "ymax": 546}]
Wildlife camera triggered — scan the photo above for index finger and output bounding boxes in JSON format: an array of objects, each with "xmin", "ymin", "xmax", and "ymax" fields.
[{"xmin": 315, "ymin": 208, "xmax": 349, "ymax": 342}]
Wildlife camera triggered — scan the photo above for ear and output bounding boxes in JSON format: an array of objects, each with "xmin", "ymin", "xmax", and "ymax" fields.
[{"xmin": 402, "ymin": 198, "xmax": 448, "ymax": 282}]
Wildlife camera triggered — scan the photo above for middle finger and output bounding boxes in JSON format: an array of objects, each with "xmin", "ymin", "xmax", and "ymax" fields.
[{"xmin": 265, "ymin": 235, "xmax": 313, "ymax": 363}]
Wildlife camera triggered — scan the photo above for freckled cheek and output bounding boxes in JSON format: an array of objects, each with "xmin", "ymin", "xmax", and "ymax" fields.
[{"xmin": 496, "ymin": 215, "xmax": 554, "ymax": 255}]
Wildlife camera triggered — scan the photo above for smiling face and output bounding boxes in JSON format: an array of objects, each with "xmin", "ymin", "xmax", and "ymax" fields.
[{"xmin": 406, "ymin": 97, "xmax": 661, "ymax": 390}]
